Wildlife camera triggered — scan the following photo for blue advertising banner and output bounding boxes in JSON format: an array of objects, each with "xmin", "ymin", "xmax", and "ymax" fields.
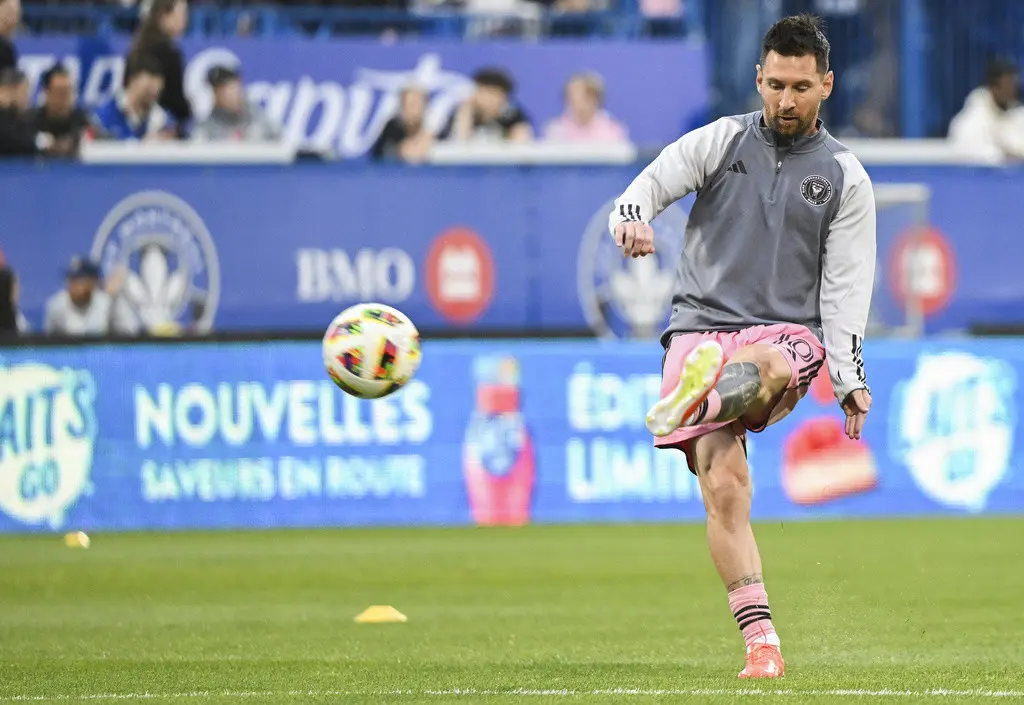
[
  {"xmin": 0, "ymin": 338, "xmax": 1020, "ymax": 533},
  {"xmin": 1, "ymin": 164, "xmax": 1022, "ymax": 337},
  {"xmin": 15, "ymin": 37, "xmax": 710, "ymax": 154}
]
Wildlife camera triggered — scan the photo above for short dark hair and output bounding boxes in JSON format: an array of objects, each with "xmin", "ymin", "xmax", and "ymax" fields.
[
  {"xmin": 761, "ymin": 14, "xmax": 830, "ymax": 75},
  {"xmin": 124, "ymin": 53, "xmax": 164, "ymax": 86},
  {"xmin": 986, "ymin": 59, "xmax": 1020, "ymax": 87},
  {"xmin": 41, "ymin": 63, "xmax": 70, "ymax": 90},
  {"xmin": 473, "ymin": 68, "xmax": 514, "ymax": 95}
]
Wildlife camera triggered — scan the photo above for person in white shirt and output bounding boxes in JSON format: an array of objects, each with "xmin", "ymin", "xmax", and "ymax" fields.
[
  {"xmin": 44, "ymin": 256, "xmax": 138, "ymax": 337},
  {"xmin": 948, "ymin": 60, "xmax": 1024, "ymax": 163}
]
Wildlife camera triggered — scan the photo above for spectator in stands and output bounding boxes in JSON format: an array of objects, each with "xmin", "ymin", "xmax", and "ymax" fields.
[
  {"xmin": 44, "ymin": 256, "xmax": 136, "ymax": 337},
  {"xmin": 0, "ymin": 0, "xmax": 18, "ymax": 74},
  {"xmin": 191, "ymin": 65, "xmax": 281, "ymax": 143},
  {"xmin": 0, "ymin": 68, "xmax": 55, "ymax": 157},
  {"xmin": 640, "ymin": 0, "xmax": 681, "ymax": 14},
  {"xmin": 128, "ymin": 0, "xmax": 192, "ymax": 137},
  {"xmin": 2, "ymin": 64, "xmax": 24, "ymax": 111},
  {"xmin": 543, "ymin": 72, "xmax": 628, "ymax": 143},
  {"xmin": 30, "ymin": 64, "xmax": 88, "ymax": 158},
  {"xmin": 450, "ymin": 68, "xmax": 532, "ymax": 143},
  {"xmin": 553, "ymin": 0, "xmax": 598, "ymax": 11},
  {"xmin": 0, "ymin": 264, "xmax": 18, "ymax": 339},
  {"xmin": 948, "ymin": 60, "xmax": 1024, "ymax": 163},
  {"xmin": 90, "ymin": 54, "xmax": 175, "ymax": 141},
  {"xmin": 371, "ymin": 84, "xmax": 446, "ymax": 163},
  {"xmin": 0, "ymin": 249, "xmax": 27, "ymax": 335}
]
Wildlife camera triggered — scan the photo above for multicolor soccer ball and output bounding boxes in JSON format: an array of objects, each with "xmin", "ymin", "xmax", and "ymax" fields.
[{"xmin": 322, "ymin": 303, "xmax": 422, "ymax": 399}]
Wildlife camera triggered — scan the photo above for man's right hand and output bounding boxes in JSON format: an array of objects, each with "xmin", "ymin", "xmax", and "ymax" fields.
[{"xmin": 613, "ymin": 221, "xmax": 656, "ymax": 258}]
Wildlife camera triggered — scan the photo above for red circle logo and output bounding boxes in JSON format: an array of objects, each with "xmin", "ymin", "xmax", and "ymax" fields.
[
  {"xmin": 888, "ymin": 226, "xmax": 956, "ymax": 317},
  {"xmin": 425, "ymin": 227, "xmax": 495, "ymax": 324}
]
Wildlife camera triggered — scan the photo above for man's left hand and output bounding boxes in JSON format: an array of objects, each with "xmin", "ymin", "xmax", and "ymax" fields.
[{"xmin": 840, "ymin": 388, "xmax": 871, "ymax": 440}]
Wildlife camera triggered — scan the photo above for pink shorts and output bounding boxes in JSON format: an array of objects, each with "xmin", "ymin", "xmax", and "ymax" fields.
[{"xmin": 654, "ymin": 323, "xmax": 826, "ymax": 452}]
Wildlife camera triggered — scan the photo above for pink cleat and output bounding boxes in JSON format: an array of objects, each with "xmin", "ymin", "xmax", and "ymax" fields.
[{"xmin": 738, "ymin": 644, "xmax": 785, "ymax": 679}]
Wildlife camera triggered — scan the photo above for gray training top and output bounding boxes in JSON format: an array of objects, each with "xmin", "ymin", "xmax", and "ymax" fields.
[{"xmin": 608, "ymin": 111, "xmax": 876, "ymax": 403}]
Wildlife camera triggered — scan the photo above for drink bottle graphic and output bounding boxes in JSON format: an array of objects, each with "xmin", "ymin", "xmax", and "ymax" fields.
[{"xmin": 463, "ymin": 356, "xmax": 535, "ymax": 526}]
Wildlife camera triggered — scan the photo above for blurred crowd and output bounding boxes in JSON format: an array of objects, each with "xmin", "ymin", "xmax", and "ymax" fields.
[
  {"xmin": 1, "ymin": 0, "xmax": 634, "ymax": 162},
  {"xmin": 0, "ymin": 0, "xmax": 1022, "ymax": 163},
  {"xmin": 19, "ymin": 0, "xmax": 680, "ymax": 14},
  {"xmin": 1, "ymin": 0, "xmax": 285, "ymax": 156},
  {"xmin": 372, "ymin": 67, "xmax": 629, "ymax": 164}
]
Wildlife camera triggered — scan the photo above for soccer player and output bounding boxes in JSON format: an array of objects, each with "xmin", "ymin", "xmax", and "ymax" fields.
[{"xmin": 609, "ymin": 14, "xmax": 874, "ymax": 678}]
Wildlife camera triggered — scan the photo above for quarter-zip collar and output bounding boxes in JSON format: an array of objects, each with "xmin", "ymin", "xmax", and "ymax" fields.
[{"xmin": 753, "ymin": 111, "xmax": 827, "ymax": 154}]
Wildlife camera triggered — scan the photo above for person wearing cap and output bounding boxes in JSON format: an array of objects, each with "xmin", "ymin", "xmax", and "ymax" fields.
[
  {"xmin": 0, "ymin": 67, "xmax": 55, "ymax": 156},
  {"xmin": 191, "ymin": 65, "xmax": 281, "ymax": 143},
  {"xmin": 43, "ymin": 256, "xmax": 138, "ymax": 337}
]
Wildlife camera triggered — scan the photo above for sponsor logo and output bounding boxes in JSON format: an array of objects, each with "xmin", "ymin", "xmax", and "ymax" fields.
[
  {"xmin": 425, "ymin": 227, "xmax": 495, "ymax": 324},
  {"xmin": 296, "ymin": 248, "xmax": 416, "ymax": 304},
  {"xmin": 578, "ymin": 198, "xmax": 688, "ymax": 339},
  {"xmin": 0, "ymin": 362, "xmax": 97, "ymax": 528},
  {"xmin": 92, "ymin": 191, "xmax": 220, "ymax": 335},
  {"xmin": 800, "ymin": 175, "xmax": 833, "ymax": 206},
  {"xmin": 890, "ymin": 351, "xmax": 1016, "ymax": 511},
  {"xmin": 888, "ymin": 225, "xmax": 956, "ymax": 317}
]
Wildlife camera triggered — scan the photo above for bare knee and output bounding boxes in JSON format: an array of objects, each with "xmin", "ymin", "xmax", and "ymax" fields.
[
  {"xmin": 760, "ymin": 349, "xmax": 791, "ymax": 391},
  {"xmin": 729, "ymin": 344, "xmax": 791, "ymax": 401}
]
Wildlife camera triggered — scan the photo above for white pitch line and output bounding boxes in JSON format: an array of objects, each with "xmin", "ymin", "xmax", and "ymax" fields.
[{"xmin": 4, "ymin": 688, "xmax": 1024, "ymax": 701}]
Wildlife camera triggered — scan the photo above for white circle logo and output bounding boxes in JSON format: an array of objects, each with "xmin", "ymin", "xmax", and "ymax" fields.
[
  {"xmin": 0, "ymin": 363, "xmax": 96, "ymax": 528},
  {"xmin": 92, "ymin": 191, "xmax": 220, "ymax": 334},
  {"xmin": 800, "ymin": 175, "xmax": 833, "ymax": 206},
  {"xmin": 890, "ymin": 352, "xmax": 1015, "ymax": 512},
  {"xmin": 577, "ymin": 198, "xmax": 689, "ymax": 339}
]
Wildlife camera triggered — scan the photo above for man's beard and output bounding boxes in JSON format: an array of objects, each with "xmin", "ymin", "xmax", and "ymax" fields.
[{"xmin": 764, "ymin": 107, "xmax": 817, "ymax": 142}]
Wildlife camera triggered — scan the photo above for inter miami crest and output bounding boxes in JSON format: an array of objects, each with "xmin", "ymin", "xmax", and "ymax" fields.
[{"xmin": 800, "ymin": 175, "xmax": 833, "ymax": 206}]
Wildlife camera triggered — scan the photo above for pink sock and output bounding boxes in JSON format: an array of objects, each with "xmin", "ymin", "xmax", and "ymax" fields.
[
  {"xmin": 728, "ymin": 583, "xmax": 780, "ymax": 651},
  {"xmin": 687, "ymin": 390, "xmax": 722, "ymax": 425}
]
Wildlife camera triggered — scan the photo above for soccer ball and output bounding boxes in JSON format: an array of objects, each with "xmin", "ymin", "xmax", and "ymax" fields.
[{"xmin": 322, "ymin": 303, "xmax": 422, "ymax": 399}]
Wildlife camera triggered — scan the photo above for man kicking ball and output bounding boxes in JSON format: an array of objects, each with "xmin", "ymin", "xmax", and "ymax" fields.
[{"xmin": 610, "ymin": 14, "xmax": 875, "ymax": 678}]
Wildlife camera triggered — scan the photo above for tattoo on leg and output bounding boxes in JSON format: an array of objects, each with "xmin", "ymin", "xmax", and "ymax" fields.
[
  {"xmin": 712, "ymin": 362, "xmax": 761, "ymax": 423},
  {"xmin": 727, "ymin": 573, "xmax": 764, "ymax": 591}
]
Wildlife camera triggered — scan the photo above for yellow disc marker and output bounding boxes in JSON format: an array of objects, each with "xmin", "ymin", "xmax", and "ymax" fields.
[
  {"xmin": 354, "ymin": 605, "xmax": 407, "ymax": 624},
  {"xmin": 63, "ymin": 531, "xmax": 91, "ymax": 549}
]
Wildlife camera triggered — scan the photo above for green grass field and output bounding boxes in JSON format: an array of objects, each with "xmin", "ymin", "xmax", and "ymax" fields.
[{"xmin": 1, "ymin": 518, "xmax": 1022, "ymax": 704}]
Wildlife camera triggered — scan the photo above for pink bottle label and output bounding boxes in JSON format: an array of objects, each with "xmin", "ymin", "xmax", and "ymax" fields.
[{"xmin": 463, "ymin": 357, "xmax": 535, "ymax": 526}]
